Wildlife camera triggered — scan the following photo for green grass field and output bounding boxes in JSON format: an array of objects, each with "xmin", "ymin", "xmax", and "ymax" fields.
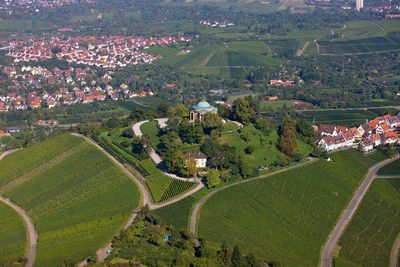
[
  {"xmin": 0, "ymin": 134, "xmax": 140, "ymax": 266},
  {"xmin": 377, "ymin": 160, "xmax": 400, "ymax": 176},
  {"xmin": 219, "ymin": 124, "xmax": 313, "ymax": 168},
  {"xmin": 198, "ymin": 150, "xmax": 372, "ymax": 266},
  {"xmin": 0, "ymin": 202, "xmax": 27, "ymax": 265},
  {"xmin": 140, "ymin": 120, "xmax": 162, "ymax": 149},
  {"xmin": 335, "ymin": 178, "xmax": 400, "ymax": 267}
]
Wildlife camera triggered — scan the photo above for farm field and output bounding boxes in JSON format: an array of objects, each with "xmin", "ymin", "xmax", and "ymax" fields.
[
  {"xmin": 0, "ymin": 19, "xmax": 52, "ymax": 30},
  {"xmin": 0, "ymin": 134, "xmax": 140, "ymax": 266},
  {"xmin": 377, "ymin": 159, "xmax": 400, "ymax": 176},
  {"xmin": 301, "ymin": 108, "xmax": 397, "ymax": 127},
  {"xmin": 0, "ymin": 134, "xmax": 84, "ymax": 189},
  {"xmin": 0, "ymin": 202, "xmax": 27, "ymax": 265},
  {"xmin": 219, "ymin": 124, "xmax": 313, "ymax": 169},
  {"xmin": 147, "ymin": 41, "xmax": 281, "ymax": 78},
  {"xmin": 198, "ymin": 150, "xmax": 372, "ymax": 266},
  {"xmin": 335, "ymin": 178, "xmax": 400, "ymax": 267}
]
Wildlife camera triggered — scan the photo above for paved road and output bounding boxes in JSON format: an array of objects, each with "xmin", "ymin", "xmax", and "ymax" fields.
[
  {"xmin": 0, "ymin": 148, "xmax": 37, "ymax": 267},
  {"xmin": 73, "ymin": 133, "xmax": 204, "ymax": 265},
  {"xmin": 189, "ymin": 158, "xmax": 317, "ymax": 235},
  {"xmin": 132, "ymin": 119, "xmax": 201, "ymax": 183},
  {"xmin": 0, "ymin": 196, "xmax": 37, "ymax": 267},
  {"xmin": 320, "ymin": 156, "xmax": 400, "ymax": 267},
  {"xmin": 391, "ymin": 235, "xmax": 400, "ymax": 267},
  {"xmin": 0, "ymin": 148, "xmax": 21, "ymax": 160}
]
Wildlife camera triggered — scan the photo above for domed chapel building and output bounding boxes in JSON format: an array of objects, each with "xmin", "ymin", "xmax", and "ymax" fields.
[{"xmin": 189, "ymin": 101, "xmax": 218, "ymax": 122}]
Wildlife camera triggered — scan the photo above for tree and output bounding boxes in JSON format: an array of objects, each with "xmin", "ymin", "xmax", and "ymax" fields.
[
  {"xmin": 131, "ymin": 137, "xmax": 149, "ymax": 160},
  {"xmin": 207, "ymin": 169, "xmax": 221, "ymax": 188},
  {"xmin": 217, "ymin": 241, "xmax": 232, "ymax": 267},
  {"xmin": 178, "ymin": 119, "xmax": 203, "ymax": 144},
  {"xmin": 158, "ymin": 131, "xmax": 182, "ymax": 156},
  {"xmin": 168, "ymin": 103, "xmax": 189, "ymax": 118},
  {"xmin": 231, "ymin": 98, "xmax": 256, "ymax": 124},
  {"xmin": 186, "ymin": 157, "xmax": 198, "ymax": 177},
  {"xmin": 239, "ymin": 157, "xmax": 254, "ymax": 178},
  {"xmin": 202, "ymin": 112, "xmax": 223, "ymax": 135},
  {"xmin": 232, "ymin": 245, "xmax": 243, "ymax": 267},
  {"xmin": 279, "ymin": 116, "xmax": 297, "ymax": 158}
]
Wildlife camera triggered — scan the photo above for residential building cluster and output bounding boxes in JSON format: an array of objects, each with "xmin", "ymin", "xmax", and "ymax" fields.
[
  {"xmin": 269, "ymin": 79, "xmax": 295, "ymax": 87},
  {"xmin": 4, "ymin": 35, "xmax": 192, "ymax": 68},
  {"xmin": 317, "ymin": 113, "xmax": 400, "ymax": 153},
  {"xmin": 0, "ymin": 0, "xmax": 93, "ymax": 14},
  {"xmin": 0, "ymin": 65, "xmax": 155, "ymax": 112},
  {"xmin": 199, "ymin": 20, "xmax": 235, "ymax": 28}
]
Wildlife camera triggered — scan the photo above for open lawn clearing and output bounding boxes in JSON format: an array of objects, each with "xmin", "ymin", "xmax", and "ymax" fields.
[
  {"xmin": 198, "ymin": 150, "xmax": 371, "ymax": 266},
  {"xmin": 0, "ymin": 134, "xmax": 84, "ymax": 188},
  {"xmin": 377, "ymin": 160, "xmax": 400, "ymax": 176},
  {"xmin": 335, "ymin": 179, "xmax": 400, "ymax": 267},
  {"xmin": 260, "ymin": 100, "xmax": 296, "ymax": 111},
  {"xmin": 222, "ymin": 121, "xmax": 239, "ymax": 133},
  {"xmin": 219, "ymin": 125, "xmax": 313, "ymax": 169},
  {"xmin": 1, "ymin": 135, "xmax": 140, "ymax": 266},
  {"xmin": 365, "ymin": 150, "xmax": 387, "ymax": 163},
  {"xmin": 140, "ymin": 120, "xmax": 162, "ymax": 149},
  {"xmin": 0, "ymin": 201, "xmax": 27, "ymax": 265}
]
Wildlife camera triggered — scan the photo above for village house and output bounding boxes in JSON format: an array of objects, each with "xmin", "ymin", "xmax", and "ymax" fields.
[{"xmin": 185, "ymin": 152, "xmax": 207, "ymax": 168}]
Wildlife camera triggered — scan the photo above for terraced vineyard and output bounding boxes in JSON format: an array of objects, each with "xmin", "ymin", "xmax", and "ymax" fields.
[
  {"xmin": 97, "ymin": 131, "xmax": 197, "ymax": 204},
  {"xmin": 0, "ymin": 202, "xmax": 27, "ymax": 265},
  {"xmin": 0, "ymin": 134, "xmax": 140, "ymax": 266},
  {"xmin": 388, "ymin": 178, "xmax": 400, "ymax": 193},
  {"xmin": 159, "ymin": 179, "xmax": 197, "ymax": 203},
  {"xmin": 377, "ymin": 160, "xmax": 400, "ymax": 176},
  {"xmin": 336, "ymin": 179, "xmax": 400, "ymax": 267},
  {"xmin": 198, "ymin": 150, "xmax": 372, "ymax": 266}
]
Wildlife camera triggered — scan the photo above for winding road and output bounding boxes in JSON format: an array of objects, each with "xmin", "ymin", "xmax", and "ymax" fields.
[
  {"xmin": 391, "ymin": 235, "xmax": 400, "ymax": 267},
  {"xmin": 320, "ymin": 156, "xmax": 400, "ymax": 267},
  {"xmin": 73, "ymin": 133, "xmax": 204, "ymax": 264},
  {"xmin": 0, "ymin": 149, "xmax": 37, "ymax": 267},
  {"xmin": 132, "ymin": 119, "xmax": 202, "ymax": 182},
  {"xmin": 189, "ymin": 157, "xmax": 317, "ymax": 235}
]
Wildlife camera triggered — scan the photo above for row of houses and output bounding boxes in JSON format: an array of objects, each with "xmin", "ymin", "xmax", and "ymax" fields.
[{"xmin": 317, "ymin": 113, "xmax": 400, "ymax": 152}]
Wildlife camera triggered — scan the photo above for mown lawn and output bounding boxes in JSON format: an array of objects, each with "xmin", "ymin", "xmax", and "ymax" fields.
[
  {"xmin": 219, "ymin": 125, "xmax": 313, "ymax": 168},
  {"xmin": 336, "ymin": 179, "xmax": 400, "ymax": 267},
  {"xmin": 1, "ymin": 135, "xmax": 140, "ymax": 266},
  {"xmin": 198, "ymin": 150, "xmax": 371, "ymax": 266},
  {"xmin": 0, "ymin": 202, "xmax": 27, "ymax": 265},
  {"xmin": 140, "ymin": 120, "xmax": 162, "ymax": 149}
]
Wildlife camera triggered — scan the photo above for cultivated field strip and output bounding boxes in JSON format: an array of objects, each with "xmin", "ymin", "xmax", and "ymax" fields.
[
  {"xmin": 0, "ymin": 134, "xmax": 84, "ymax": 188},
  {"xmin": 0, "ymin": 134, "xmax": 140, "ymax": 266},
  {"xmin": 0, "ymin": 142, "xmax": 89, "ymax": 194},
  {"xmin": 0, "ymin": 201, "xmax": 27, "ymax": 265},
  {"xmin": 336, "ymin": 179, "xmax": 400, "ymax": 267},
  {"xmin": 198, "ymin": 150, "xmax": 371, "ymax": 266}
]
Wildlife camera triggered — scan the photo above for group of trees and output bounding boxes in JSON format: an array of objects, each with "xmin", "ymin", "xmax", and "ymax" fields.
[
  {"xmin": 230, "ymin": 96, "xmax": 260, "ymax": 125},
  {"xmin": 107, "ymin": 209, "xmax": 275, "ymax": 267}
]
